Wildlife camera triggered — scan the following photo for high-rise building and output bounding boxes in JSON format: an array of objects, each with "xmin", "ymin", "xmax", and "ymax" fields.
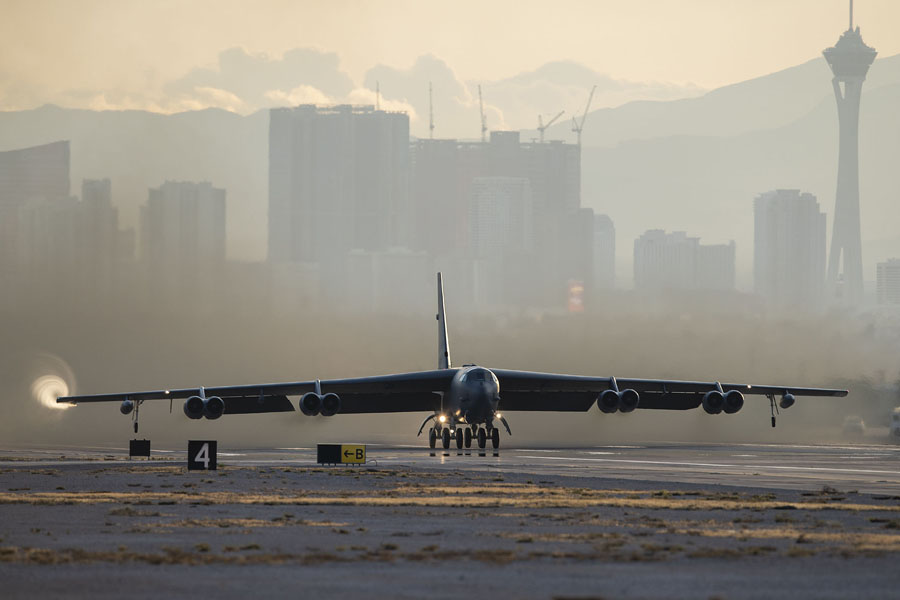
[
  {"xmin": 468, "ymin": 177, "xmax": 533, "ymax": 259},
  {"xmin": 140, "ymin": 181, "xmax": 226, "ymax": 308},
  {"xmin": 16, "ymin": 177, "xmax": 133, "ymax": 310},
  {"xmin": 823, "ymin": 3, "xmax": 877, "ymax": 305},
  {"xmin": 411, "ymin": 132, "xmax": 579, "ymax": 256},
  {"xmin": 268, "ymin": 105, "xmax": 410, "ymax": 264},
  {"xmin": 697, "ymin": 242, "xmax": 736, "ymax": 291},
  {"xmin": 411, "ymin": 131, "xmax": 581, "ymax": 308},
  {"xmin": 634, "ymin": 230, "xmax": 735, "ymax": 292},
  {"xmin": 0, "ymin": 141, "xmax": 70, "ymax": 267},
  {"xmin": 411, "ymin": 139, "xmax": 467, "ymax": 256},
  {"xmin": 876, "ymin": 259, "xmax": 900, "ymax": 305},
  {"xmin": 754, "ymin": 189, "xmax": 826, "ymax": 311},
  {"xmin": 592, "ymin": 214, "xmax": 615, "ymax": 291}
]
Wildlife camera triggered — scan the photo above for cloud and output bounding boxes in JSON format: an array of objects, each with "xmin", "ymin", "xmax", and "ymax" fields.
[
  {"xmin": 167, "ymin": 47, "xmax": 354, "ymax": 111},
  {"xmin": 0, "ymin": 46, "xmax": 703, "ymax": 138},
  {"xmin": 360, "ymin": 55, "xmax": 703, "ymax": 139},
  {"xmin": 264, "ymin": 84, "xmax": 334, "ymax": 107}
]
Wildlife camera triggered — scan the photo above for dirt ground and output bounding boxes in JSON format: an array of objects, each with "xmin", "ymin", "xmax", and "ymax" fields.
[{"xmin": 2, "ymin": 460, "xmax": 900, "ymax": 599}]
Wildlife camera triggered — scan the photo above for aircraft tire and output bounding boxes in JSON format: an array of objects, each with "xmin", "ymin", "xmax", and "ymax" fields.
[
  {"xmin": 442, "ymin": 428, "xmax": 451, "ymax": 449},
  {"xmin": 428, "ymin": 427, "xmax": 436, "ymax": 449},
  {"xmin": 477, "ymin": 428, "xmax": 486, "ymax": 449},
  {"xmin": 456, "ymin": 428, "xmax": 463, "ymax": 449},
  {"xmin": 491, "ymin": 427, "xmax": 500, "ymax": 449},
  {"xmin": 464, "ymin": 428, "xmax": 472, "ymax": 448}
]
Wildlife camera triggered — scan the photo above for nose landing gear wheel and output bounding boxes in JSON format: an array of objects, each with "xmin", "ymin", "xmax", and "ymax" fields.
[
  {"xmin": 491, "ymin": 427, "xmax": 500, "ymax": 449},
  {"xmin": 477, "ymin": 428, "xmax": 487, "ymax": 449},
  {"xmin": 456, "ymin": 428, "xmax": 464, "ymax": 449},
  {"xmin": 442, "ymin": 427, "xmax": 451, "ymax": 449},
  {"xmin": 464, "ymin": 428, "xmax": 472, "ymax": 448},
  {"xmin": 428, "ymin": 427, "xmax": 436, "ymax": 449}
]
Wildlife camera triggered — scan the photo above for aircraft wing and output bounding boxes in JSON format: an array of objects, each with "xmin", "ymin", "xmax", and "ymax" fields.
[
  {"xmin": 491, "ymin": 369, "xmax": 848, "ymax": 411},
  {"xmin": 57, "ymin": 369, "xmax": 456, "ymax": 415}
]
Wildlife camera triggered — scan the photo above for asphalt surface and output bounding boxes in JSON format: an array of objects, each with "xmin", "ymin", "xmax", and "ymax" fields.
[
  {"xmin": 5, "ymin": 440, "xmax": 900, "ymax": 494},
  {"xmin": 4, "ymin": 441, "xmax": 900, "ymax": 599}
]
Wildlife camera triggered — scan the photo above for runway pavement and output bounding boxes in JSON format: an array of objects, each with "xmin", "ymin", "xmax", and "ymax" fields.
[
  {"xmin": 4, "ymin": 440, "xmax": 900, "ymax": 598},
  {"xmin": 4, "ymin": 440, "xmax": 900, "ymax": 494}
]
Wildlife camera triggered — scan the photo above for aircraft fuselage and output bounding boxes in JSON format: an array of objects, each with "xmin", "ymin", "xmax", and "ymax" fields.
[{"xmin": 443, "ymin": 366, "xmax": 500, "ymax": 427}]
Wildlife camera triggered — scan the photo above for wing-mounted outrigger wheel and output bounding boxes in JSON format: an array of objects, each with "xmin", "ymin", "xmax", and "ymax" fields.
[
  {"xmin": 497, "ymin": 413, "xmax": 512, "ymax": 435},
  {"xmin": 132, "ymin": 398, "xmax": 141, "ymax": 433},
  {"xmin": 417, "ymin": 414, "xmax": 437, "ymax": 437}
]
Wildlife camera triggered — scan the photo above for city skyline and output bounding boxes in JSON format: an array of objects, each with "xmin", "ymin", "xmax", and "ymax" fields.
[{"xmin": 0, "ymin": 1, "xmax": 896, "ymax": 307}]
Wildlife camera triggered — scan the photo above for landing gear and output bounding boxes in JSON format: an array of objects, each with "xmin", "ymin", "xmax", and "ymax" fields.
[
  {"xmin": 428, "ymin": 427, "xmax": 436, "ymax": 449},
  {"xmin": 477, "ymin": 428, "xmax": 486, "ymax": 449},
  {"xmin": 456, "ymin": 428, "xmax": 463, "ymax": 449},
  {"xmin": 464, "ymin": 428, "xmax": 472, "ymax": 448},
  {"xmin": 491, "ymin": 427, "xmax": 500, "ymax": 449},
  {"xmin": 442, "ymin": 427, "xmax": 451, "ymax": 449}
]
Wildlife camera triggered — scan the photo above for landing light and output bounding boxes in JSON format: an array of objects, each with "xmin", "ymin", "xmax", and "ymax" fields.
[
  {"xmin": 438, "ymin": 415, "xmax": 447, "ymax": 423},
  {"xmin": 495, "ymin": 412, "xmax": 503, "ymax": 419}
]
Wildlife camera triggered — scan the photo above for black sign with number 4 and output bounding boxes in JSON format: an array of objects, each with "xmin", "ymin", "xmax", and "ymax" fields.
[{"xmin": 188, "ymin": 440, "xmax": 217, "ymax": 471}]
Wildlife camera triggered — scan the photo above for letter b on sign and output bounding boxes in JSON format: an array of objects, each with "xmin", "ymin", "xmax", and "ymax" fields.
[{"xmin": 188, "ymin": 440, "xmax": 217, "ymax": 471}]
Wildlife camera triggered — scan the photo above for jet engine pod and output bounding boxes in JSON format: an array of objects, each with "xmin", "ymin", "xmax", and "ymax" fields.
[
  {"xmin": 618, "ymin": 389, "xmax": 640, "ymax": 413},
  {"xmin": 120, "ymin": 399, "xmax": 134, "ymax": 415},
  {"xmin": 183, "ymin": 395, "xmax": 205, "ymax": 419},
  {"xmin": 203, "ymin": 396, "xmax": 225, "ymax": 420},
  {"xmin": 723, "ymin": 390, "xmax": 744, "ymax": 414},
  {"xmin": 320, "ymin": 393, "xmax": 341, "ymax": 417},
  {"xmin": 702, "ymin": 390, "xmax": 725, "ymax": 415},
  {"xmin": 779, "ymin": 393, "xmax": 796, "ymax": 410},
  {"xmin": 597, "ymin": 390, "xmax": 620, "ymax": 413},
  {"xmin": 299, "ymin": 392, "xmax": 322, "ymax": 416}
]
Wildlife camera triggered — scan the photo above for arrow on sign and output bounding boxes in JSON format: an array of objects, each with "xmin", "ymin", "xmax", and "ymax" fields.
[{"xmin": 343, "ymin": 450, "xmax": 353, "ymax": 458}]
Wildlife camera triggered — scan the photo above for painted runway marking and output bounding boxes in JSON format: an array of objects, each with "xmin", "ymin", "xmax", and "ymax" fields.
[{"xmin": 519, "ymin": 455, "xmax": 900, "ymax": 476}]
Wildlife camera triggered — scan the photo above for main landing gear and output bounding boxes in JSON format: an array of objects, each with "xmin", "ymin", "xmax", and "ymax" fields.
[
  {"xmin": 427, "ymin": 424, "xmax": 501, "ymax": 450},
  {"xmin": 477, "ymin": 427, "xmax": 499, "ymax": 449}
]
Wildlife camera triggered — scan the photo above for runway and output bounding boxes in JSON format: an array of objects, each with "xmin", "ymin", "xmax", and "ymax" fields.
[
  {"xmin": 5, "ymin": 440, "xmax": 900, "ymax": 494},
  {"xmin": 4, "ymin": 440, "xmax": 900, "ymax": 599}
]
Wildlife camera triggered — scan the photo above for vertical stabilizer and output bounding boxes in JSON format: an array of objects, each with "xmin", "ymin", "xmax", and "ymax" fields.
[{"xmin": 437, "ymin": 272, "xmax": 451, "ymax": 369}]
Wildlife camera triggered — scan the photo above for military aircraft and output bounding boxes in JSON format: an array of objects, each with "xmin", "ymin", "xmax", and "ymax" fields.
[{"xmin": 58, "ymin": 273, "xmax": 848, "ymax": 449}]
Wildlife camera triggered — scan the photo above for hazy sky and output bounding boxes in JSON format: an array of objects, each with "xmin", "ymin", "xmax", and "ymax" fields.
[{"xmin": 2, "ymin": 0, "xmax": 898, "ymax": 131}]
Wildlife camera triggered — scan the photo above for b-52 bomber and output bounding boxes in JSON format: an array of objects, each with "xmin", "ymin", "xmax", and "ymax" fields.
[{"xmin": 58, "ymin": 274, "xmax": 848, "ymax": 449}]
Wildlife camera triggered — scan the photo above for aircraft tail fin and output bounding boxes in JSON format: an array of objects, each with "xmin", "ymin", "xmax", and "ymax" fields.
[{"xmin": 437, "ymin": 272, "xmax": 451, "ymax": 369}]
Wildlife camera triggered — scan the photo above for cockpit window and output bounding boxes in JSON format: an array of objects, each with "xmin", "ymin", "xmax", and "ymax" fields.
[{"xmin": 470, "ymin": 370, "xmax": 486, "ymax": 382}]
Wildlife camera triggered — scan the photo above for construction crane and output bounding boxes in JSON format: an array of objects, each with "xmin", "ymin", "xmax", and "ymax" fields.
[
  {"xmin": 537, "ymin": 110, "xmax": 565, "ymax": 143},
  {"xmin": 428, "ymin": 81, "xmax": 435, "ymax": 139},
  {"xmin": 571, "ymin": 84, "xmax": 596, "ymax": 147},
  {"xmin": 478, "ymin": 85, "xmax": 487, "ymax": 143}
]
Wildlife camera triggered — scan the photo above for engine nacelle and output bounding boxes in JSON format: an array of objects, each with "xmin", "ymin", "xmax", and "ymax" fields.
[
  {"xmin": 597, "ymin": 390, "xmax": 620, "ymax": 413},
  {"xmin": 723, "ymin": 390, "xmax": 744, "ymax": 414},
  {"xmin": 120, "ymin": 399, "xmax": 134, "ymax": 415},
  {"xmin": 203, "ymin": 396, "xmax": 225, "ymax": 420},
  {"xmin": 618, "ymin": 389, "xmax": 640, "ymax": 413},
  {"xmin": 183, "ymin": 395, "xmax": 205, "ymax": 420},
  {"xmin": 780, "ymin": 393, "xmax": 796, "ymax": 410},
  {"xmin": 299, "ymin": 392, "xmax": 322, "ymax": 416},
  {"xmin": 702, "ymin": 390, "xmax": 725, "ymax": 415},
  {"xmin": 320, "ymin": 393, "xmax": 341, "ymax": 417}
]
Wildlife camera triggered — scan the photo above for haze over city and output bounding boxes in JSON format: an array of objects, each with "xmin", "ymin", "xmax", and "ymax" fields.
[{"xmin": 1, "ymin": 0, "xmax": 899, "ymax": 447}]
